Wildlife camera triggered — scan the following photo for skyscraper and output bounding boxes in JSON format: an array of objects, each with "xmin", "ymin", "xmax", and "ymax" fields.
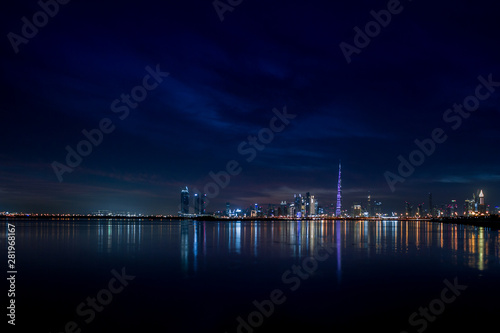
[
  {"xmin": 294, "ymin": 194, "xmax": 303, "ymax": 218},
  {"xmin": 367, "ymin": 192, "xmax": 371, "ymax": 217},
  {"xmin": 280, "ymin": 201, "xmax": 288, "ymax": 217},
  {"xmin": 336, "ymin": 161, "xmax": 342, "ymax": 217},
  {"xmin": 305, "ymin": 192, "xmax": 311, "ymax": 217},
  {"xmin": 200, "ymin": 194, "xmax": 206, "ymax": 215},
  {"xmin": 194, "ymin": 193, "xmax": 199, "ymax": 214},
  {"xmin": 428, "ymin": 192, "xmax": 433, "ymax": 217},
  {"xmin": 193, "ymin": 193, "xmax": 206, "ymax": 215},
  {"xmin": 352, "ymin": 203, "xmax": 362, "ymax": 217},
  {"xmin": 405, "ymin": 201, "xmax": 413, "ymax": 217},
  {"xmin": 479, "ymin": 190, "xmax": 486, "ymax": 214},
  {"xmin": 374, "ymin": 201, "xmax": 382, "ymax": 216},
  {"xmin": 180, "ymin": 186, "xmax": 189, "ymax": 215}
]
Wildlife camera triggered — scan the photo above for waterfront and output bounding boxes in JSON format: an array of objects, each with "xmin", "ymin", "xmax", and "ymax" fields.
[{"xmin": 2, "ymin": 219, "xmax": 500, "ymax": 332}]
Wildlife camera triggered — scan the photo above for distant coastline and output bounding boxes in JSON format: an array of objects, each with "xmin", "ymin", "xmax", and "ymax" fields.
[
  {"xmin": 431, "ymin": 215, "xmax": 500, "ymax": 230},
  {"xmin": 1, "ymin": 214, "xmax": 499, "ymax": 229}
]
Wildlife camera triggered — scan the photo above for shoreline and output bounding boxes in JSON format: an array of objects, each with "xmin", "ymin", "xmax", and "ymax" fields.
[{"xmin": 1, "ymin": 215, "xmax": 498, "ymax": 229}]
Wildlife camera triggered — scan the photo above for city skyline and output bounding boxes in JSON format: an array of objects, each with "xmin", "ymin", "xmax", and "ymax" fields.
[
  {"xmin": 173, "ymin": 184, "xmax": 498, "ymax": 218},
  {"xmin": 1, "ymin": 1, "xmax": 500, "ymax": 214}
]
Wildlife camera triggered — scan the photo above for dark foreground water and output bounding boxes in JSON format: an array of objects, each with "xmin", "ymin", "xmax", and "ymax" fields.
[{"xmin": 2, "ymin": 219, "xmax": 500, "ymax": 332}]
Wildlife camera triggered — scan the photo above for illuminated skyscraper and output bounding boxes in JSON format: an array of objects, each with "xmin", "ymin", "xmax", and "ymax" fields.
[
  {"xmin": 374, "ymin": 201, "xmax": 382, "ymax": 217},
  {"xmin": 352, "ymin": 203, "xmax": 362, "ymax": 217},
  {"xmin": 367, "ymin": 192, "xmax": 371, "ymax": 217},
  {"xmin": 336, "ymin": 161, "xmax": 342, "ymax": 217},
  {"xmin": 194, "ymin": 193, "xmax": 199, "ymax": 214},
  {"xmin": 194, "ymin": 193, "xmax": 206, "ymax": 215},
  {"xmin": 479, "ymin": 190, "xmax": 486, "ymax": 214},
  {"xmin": 294, "ymin": 194, "xmax": 303, "ymax": 218},
  {"xmin": 180, "ymin": 187, "xmax": 189, "ymax": 215},
  {"xmin": 200, "ymin": 194, "xmax": 206, "ymax": 214},
  {"xmin": 305, "ymin": 192, "xmax": 311, "ymax": 217}
]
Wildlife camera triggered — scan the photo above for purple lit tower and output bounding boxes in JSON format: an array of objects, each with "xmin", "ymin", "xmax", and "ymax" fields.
[{"xmin": 336, "ymin": 160, "xmax": 342, "ymax": 217}]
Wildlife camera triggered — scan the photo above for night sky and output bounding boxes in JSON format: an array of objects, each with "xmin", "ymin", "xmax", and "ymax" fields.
[{"xmin": 1, "ymin": 0, "xmax": 499, "ymax": 214}]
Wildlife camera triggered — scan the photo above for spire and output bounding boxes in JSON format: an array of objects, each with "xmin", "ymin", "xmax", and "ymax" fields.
[
  {"xmin": 336, "ymin": 160, "xmax": 342, "ymax": 217},
  {"xmin": 479, "ymin": 190, "xmax": 484, "ymax": 198}
]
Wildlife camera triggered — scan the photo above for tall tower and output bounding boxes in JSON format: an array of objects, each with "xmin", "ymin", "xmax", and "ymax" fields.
[
  {"xmin": 367, "ymin": 192, "xmax": 371, "ymax": 217},
  {"xmin": 194, "ymin": 193, "xmax": 200, "ymax": 214},
  {"xmin": 180, "ymin": 186, "xmax": 189, "ymax": 215},
  {"xmin": 428, "ymin": 192, "xmax": 433, "ymax": 217},
  {"xmin": 336, "ymin": 161, "xmax": 342, "ymax": 217}
]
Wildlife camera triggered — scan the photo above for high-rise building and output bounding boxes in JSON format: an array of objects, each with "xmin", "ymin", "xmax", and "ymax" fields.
[
  {"xmin": 180, "ymin": 187, "xmax": 189, "ymax": 215},
  {"xmin": 405, "ymin": 201, "xmax": 413, "ymax": 217},
  {"xmin": 193, "ymin": 193, "xmax": 206, "ymax": 215},
  {"xmin": 200, "ymin": 194, "xmax": 206, "ymax": 214},
  {"xmin": 374, "ymin": 201, "xmax": 382, "ymax": 217},
  {"xmin": 267, "ymin": 204, "xmax": 276, "ymax": 217},
  {"xmin": 194, "ymin": 193, "xmax": 200, "ymax": 214},
  {"xmin": 280, "ymin": 201, "xmax": 288, "ymax": 217},
  {"xmin": 336, "ymin": 161, "xmax": 342, "ymax": 217},
  {"xmin": 447, "ymin": 200, "xmax": 458, "ymax": 217},
  {"xmin": 294, "ymin": 194, "xmax": 303, "ymax": 218},
  {"xmin": 352, "ymin": 203, "xmax": 362, "ymax": 217},
  {"xmin": 416, "ymin": 203, "xmax": 424, "ymax": 217},
  {"xmin": 289, "ymin": 203, "xmax": 296, "ymax": 218},
  {"xmin": 367, "ymin": 192, "xmax": 372, "ymax": 217},
  {"xmin": 312, "ymin": 196, "xmax": 318, "ymax": 216},
  {"xmin": 428, "ymin": 192, "xmax": 433, "ymax": 217},
  {"xmin": 226, "ymin": 202, "xmax": 231, "ymax": 217},
  {"xmin": 305, "ymin": 192, "xmax": 311, "ymax": 217},
  {"xmin": 479, "ymin": 190, "xmax": 486, "ymax": 214}
]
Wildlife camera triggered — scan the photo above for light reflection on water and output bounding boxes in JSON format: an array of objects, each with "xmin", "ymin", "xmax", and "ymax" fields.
[
  {"xmin": 6, "ymin": 219, "xmax": 499, "ymax": 274},
  {"xmin": 2, "ymin": 218, "xmax": 500, "ymax": 333}
]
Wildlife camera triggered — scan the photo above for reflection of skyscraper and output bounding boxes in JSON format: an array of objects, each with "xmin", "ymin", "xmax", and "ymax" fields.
[
  {"xmin": 336, "ymin": 161, "xmax": 342, "ymax": 217},
  {"xmin": 180, "ymin": 187, "xmax": 189, "ymax": 215}
]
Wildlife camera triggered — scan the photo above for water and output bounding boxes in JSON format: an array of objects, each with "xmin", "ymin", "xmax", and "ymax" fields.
[{"xmin": 2, "ymin": 219, "xmax": 499, "ymax": 332}]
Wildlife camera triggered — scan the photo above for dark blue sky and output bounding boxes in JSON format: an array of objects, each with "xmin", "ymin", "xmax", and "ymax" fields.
[{"xmin": 1, "ymin": 0, "xmax": 499, "ymax": 214}]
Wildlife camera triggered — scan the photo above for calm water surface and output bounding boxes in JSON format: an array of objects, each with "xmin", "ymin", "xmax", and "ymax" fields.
[{"xmin": 2, "ymin": 219, "xmax": 500, "ymax": 332}]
